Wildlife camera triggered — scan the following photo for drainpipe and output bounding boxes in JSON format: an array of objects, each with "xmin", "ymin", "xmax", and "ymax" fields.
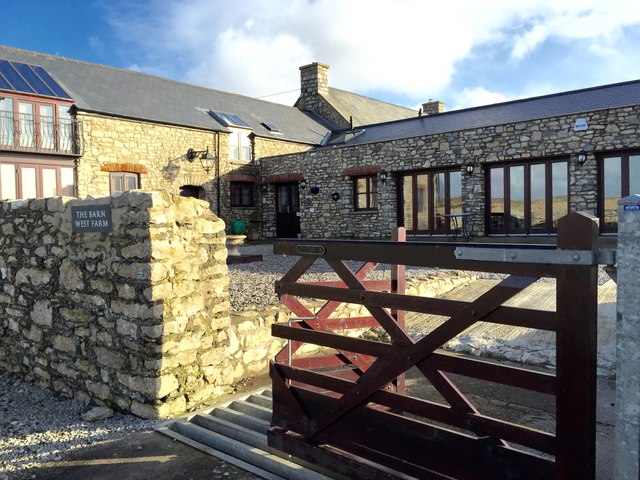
[{"xmin": 215, "ymin": 131, "xmax": 221, "ymax": 217}]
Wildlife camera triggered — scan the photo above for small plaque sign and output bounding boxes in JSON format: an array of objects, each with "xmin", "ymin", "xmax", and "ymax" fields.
[
  {"xmin": 296, "ymin": 245, "xmax": 326, "ymax": 256},
  {"xmin": 71, "ymin": 205, "xmax": 112, "ymax": 232},
  {"xmin": 623, "ymin": 204, "xmax": 640, "ymax": 211}
]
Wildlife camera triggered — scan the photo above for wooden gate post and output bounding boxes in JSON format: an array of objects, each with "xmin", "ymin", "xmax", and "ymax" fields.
[
  {"xmin": 555, "ymin": 211, "xmax": 599, "ymax": 479},
  {"xmin": 391, "ymin": 227, "xmax": 406, "ymax": 395}
]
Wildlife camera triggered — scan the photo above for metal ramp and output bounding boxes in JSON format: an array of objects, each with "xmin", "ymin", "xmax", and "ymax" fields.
[{"xmin": 156, "ymin": 388, "xmax": 335, "ymax": 480}]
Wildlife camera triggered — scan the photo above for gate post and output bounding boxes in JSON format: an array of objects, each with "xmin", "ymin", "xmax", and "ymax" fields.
[
  {"xmin": 391, "ymin": 227, "xmax": 406, "ymax": 395},
  {"xmin": 556, "ymin": 211, "xmax": 599, "ymax": 479},
  {"xmin": 614, "ymin": 194, "xmax": 640, "ymax": 480}
]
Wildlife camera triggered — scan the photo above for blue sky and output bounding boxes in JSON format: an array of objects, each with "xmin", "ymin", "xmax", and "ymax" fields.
[{"xmin": 2, "ymin": 0, "xmax": 640, "ymax": 111}]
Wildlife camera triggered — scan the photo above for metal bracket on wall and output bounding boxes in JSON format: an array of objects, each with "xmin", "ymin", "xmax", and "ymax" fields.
[{"xmin": 454, "ymin": 247, "xmax": 616, "ymax": 266}]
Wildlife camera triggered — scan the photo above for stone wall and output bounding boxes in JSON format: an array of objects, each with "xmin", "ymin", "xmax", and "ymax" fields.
[
  {"xmin": 0, "ymin": 191, "xmax": 478, "ymax": 419},
  {"xmin": 76, "ymin": 112, "xmax": 311, "ymax": 238},
  {"xmin": 77, "ymin": 112, "xmax": 216, "ymax": 203},
  {"xmin": 0, "ymin": 192, "xmax": 239, "ymax": 418},
  {"xmin": 260, "ymin": 105, "xmax": 640, "ymax": 239},
  {"xmin": 221, "ymin": 137, "xmax": 311, "ymax": 239}
]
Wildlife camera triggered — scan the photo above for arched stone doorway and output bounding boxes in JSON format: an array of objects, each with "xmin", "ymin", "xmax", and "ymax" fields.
[{"xmin": 180, "ymin": 185, "xmax": 204, "ymax": 199}]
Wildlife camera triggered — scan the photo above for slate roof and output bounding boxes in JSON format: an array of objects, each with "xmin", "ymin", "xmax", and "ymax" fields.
[
  {"xmin": 325, "ymin": 78, "xmax": 640, "ymax": 148},
  {"xmin": 0, "ymin": 46, "xmax": 330, "ymax": 145},
  {"xmin": 325, "ymin": 87, "xmax": 417, "ymax": 127}
]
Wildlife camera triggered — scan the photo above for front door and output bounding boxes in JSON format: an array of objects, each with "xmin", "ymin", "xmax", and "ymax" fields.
[{"xmin": 276, "ymin": 182, "xmax": 300, "ymax": 238}]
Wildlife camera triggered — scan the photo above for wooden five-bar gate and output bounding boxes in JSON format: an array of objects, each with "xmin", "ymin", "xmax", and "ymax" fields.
[{"xmin": 268, "ymin": 212, "xmax": 608, "ymax": 479}]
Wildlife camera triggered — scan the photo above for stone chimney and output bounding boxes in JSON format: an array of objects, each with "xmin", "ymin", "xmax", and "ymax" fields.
[
  {"xmin": 299, "ymin": 62, "xmax": 329, "ymax": 97},
  {"xmin": 421, "ymin": 100, "xmax": 445, "ymax": 116}
]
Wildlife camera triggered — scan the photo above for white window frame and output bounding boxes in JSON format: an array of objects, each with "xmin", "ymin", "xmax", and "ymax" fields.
[
  {"xmin": 228, "ymin": 127, "xmax": 252, "ymax": 164},
  {"xmin": 110, "ymin": 172, "xmax": 139, "ymax": 194}
]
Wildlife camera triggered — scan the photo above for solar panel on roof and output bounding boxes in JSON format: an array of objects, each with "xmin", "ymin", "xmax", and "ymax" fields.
[
  {"xmin": 31, "ymin": 66, "xmax": 71, "ymax": 99},
  {"xmin": 0, "ymin": 60, "xmax": 71, "ymax": 99},
  {"xmin": 0, "ymin": 60, "xmax": 34, "ymax": 93},
  {"xmin": 0, "ymin": 73, "xmax": 12, "ymax": 91},
  {"xmin": 13, "ymin": 63, "xmax": 55, "ymax": 97},
  {"xmin": 210, "ymin": 110, "xmax": 250, "ymax": 128}
]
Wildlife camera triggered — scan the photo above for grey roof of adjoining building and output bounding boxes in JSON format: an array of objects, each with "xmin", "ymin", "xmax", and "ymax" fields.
[
  {"xmin": 325, "ymin": 78, "xmax": 640, "ymax": 148},
  {"xmin": 326, "ymin": 87, "xmax": 417, "ymax": 127},
  {"xmin": 0, "ymin": 46, "xmax": 330, "ymax": 145}
]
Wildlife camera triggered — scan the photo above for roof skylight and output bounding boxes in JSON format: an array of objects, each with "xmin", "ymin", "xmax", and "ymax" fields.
[
  {"xmin": 210, "ymin": 110, "xmax": 250, "ymax": 128},
  {"xmin": 328, "ymin": 129, "xmax": 365, "ymax": 145},
  {"xmin": 262, "ymin": 122, "xmax": 280, "ymax": 132}
]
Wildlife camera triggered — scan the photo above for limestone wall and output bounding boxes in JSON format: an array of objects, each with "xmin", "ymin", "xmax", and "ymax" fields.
[
  {"xmin": 77, "ymin": 112, "xmax": 313, "ymax": 240},
  {"xmin": 260, "ymin": 105, "xmax": 640, "ymax": 238},
  {"xmin": 0, "ymin": 192, "xmax": 480, "ymax": 419},
  {"xmin": 220, "ymin": 137, "xmax": 310, "ymax": 239},
  {"xmin": 77, "ymin": 112, "xmax": 216, "ymax": 202},
  {"xmin": 0, "ymin": 192, "xmax": 237, "ymax": 418}
]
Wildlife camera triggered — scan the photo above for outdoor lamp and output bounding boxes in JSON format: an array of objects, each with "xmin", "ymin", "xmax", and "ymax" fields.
[
  {"xmin": 380, "ymin": 170, "xmax": 387, "ymax": 183},
  {"xmin": 186, "ymin": 147, "xmax": 216, "ymax": 173},
  {"xmin": 465, "ymin": 163, "xmax": 475, "ymax": 174},
  {"xmin": 300, "ymin": 179, "xmax": 307, "ymax": 189},
  {"xmin": 577, "ymin": 152, "xmax": 588, "ymax": 165}
]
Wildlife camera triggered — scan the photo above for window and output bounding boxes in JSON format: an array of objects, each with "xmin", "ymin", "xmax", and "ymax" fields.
[
  {"xmin": 58, "ymin": 105, "xmax": 73, "ymax": 152},
  {"xmin": 210, "ymin": 111, "xmax": 249, "ymax": 128},
  {"xmin": 400, "ymin": 168, "xmax": 461, "ymax": 235},
  {"xmin": 0, "ymin": 97, "xmax": 14, "ymax": 146},
  {"xmin": 39, "ymin": 104, "xmax": 55, "ymax": 150},
  {"xmin": 19, "ymin": 102, "xmax": 34, "ymax": 148},
  {"xmin": 230, "ymin": 182, "xmax": 253, "ymax": 207},
  {"xmin": 0, "ymin": 96, "xmax": 74, "ymax": 152},
  {"xmin": 229, "ymin": 128, "xmax": 252, "ymax": 163},
  {"xmin": 0, "ymin": 161, "xmax": 75, "ymax": 199},
  {"xmin": 487, "ymin": 159, "xmax": 568, "ymax": 234},
  {"xmin": 353, "ymin": 175, "xmax": 378, "ymax": 210},
  {"xmin": 110, "ymin": 172, "xmax": 139, "ymax": 194},
  {"xmin": 599, "ymin": 152, "xmax": 640, "ymax": 232}
]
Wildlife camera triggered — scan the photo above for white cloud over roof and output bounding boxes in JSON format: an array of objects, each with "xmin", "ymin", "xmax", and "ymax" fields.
[{"xmin": 104, "ymin": 0, "xmax": 640, "ymax": 110}]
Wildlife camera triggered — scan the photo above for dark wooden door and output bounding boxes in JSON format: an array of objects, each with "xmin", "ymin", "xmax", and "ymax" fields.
[{"xmin": 276, "ymin": 182, "xmax": 300, "ymax": 238}]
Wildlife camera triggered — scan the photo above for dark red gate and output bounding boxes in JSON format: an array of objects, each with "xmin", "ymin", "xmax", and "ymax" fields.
[{"xmin": 268, "ymin": 212, "xmax": 600, "ymax": 479}]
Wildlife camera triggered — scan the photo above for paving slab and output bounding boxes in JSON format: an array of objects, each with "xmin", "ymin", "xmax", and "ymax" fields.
[{"xmin": 15, "ymin": 430, "xmax": 261, "ymax": 480}]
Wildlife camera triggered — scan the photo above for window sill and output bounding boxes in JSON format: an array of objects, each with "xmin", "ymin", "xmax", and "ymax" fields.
[{"xmin": 230, "ymin": 159, "xmax": 251, "ymax": 165}]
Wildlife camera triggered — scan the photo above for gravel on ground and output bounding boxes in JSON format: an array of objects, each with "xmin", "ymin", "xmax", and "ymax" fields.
[{"xmin": 0, "ymin": 373, "xmax": 157, "ymax": 480}]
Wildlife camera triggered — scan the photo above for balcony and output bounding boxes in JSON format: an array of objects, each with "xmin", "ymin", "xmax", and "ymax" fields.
[{"xmin": 0, "ymin": 111, "xmax": 81, "ymax": 155}]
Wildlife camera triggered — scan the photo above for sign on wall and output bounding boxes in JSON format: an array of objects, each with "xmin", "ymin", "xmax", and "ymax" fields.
[{"xmin": 71, "ymin": 205, "xmax": 112, "ymax": 232}]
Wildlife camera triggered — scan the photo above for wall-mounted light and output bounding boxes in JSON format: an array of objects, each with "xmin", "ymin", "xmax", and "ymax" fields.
[
  {"xmin": 577, "ymin": 152, "xmax": 588, "ymax": 165},
  {"xmin": 379, "ymin": 170, "xmax": 387, "ymax": 183},
  {"xmin": 465, "ymin": 163, "xmax": 475, "ymax": 174},
  {"xmin": 261, "ymin": 183, "xmax": 269, "ymax": 193},
  {"xmin": 331, "ymin": 192, "xmax": 340, "ymax": 201},
  {"xmin": 186, "ymin": 147, "xmax": 216, "ymax": 173},
  {"xmin": 300, "ymin": 179, "xmax": 307, "ymax": 189}
]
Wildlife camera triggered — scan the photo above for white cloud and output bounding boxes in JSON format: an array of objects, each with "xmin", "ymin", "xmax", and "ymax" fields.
[
  {"xmin": 450, "ymin": 87, "xmax": 509, "ymax": 110},
  {"xmin": 104, "ymin": 0, "xmax": 640, "ymax": 108},
  {"xmin": 509, "ymin": 1, "xmax": 640, "ymax": 60}
]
